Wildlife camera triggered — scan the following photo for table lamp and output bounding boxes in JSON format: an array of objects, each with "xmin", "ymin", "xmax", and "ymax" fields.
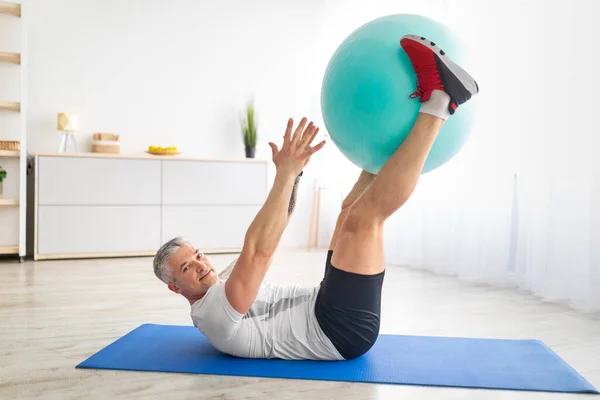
[{"xmin": 57, "ymin": 112, "xmax": 79, "ymax": 152}]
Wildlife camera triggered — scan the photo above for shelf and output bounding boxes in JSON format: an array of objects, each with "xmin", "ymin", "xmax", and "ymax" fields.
[
  {"xmin": 0, "ymin": 150, "xmax": 19, "ymax": 157},
  {"xmin": 0, "ymin": 199, "xmax": 19, "ymax": 206},
  {"xmin": 0, "ymin": 1, "xmax": 25, "ymax": 262},
  {"xmin": 0, "ymin": 52, "xmax": 20, "ymax": 64},
  {"xmin": 0, "ymin": 245, "xmax": 18, "ymax": 255},
  {"xmin": 0, "ymin": 2, "xmax": 20, "ymax": 17},
  {"xmin": 0, "ymin": 101, "xmax": 20, "ymax": 112}
]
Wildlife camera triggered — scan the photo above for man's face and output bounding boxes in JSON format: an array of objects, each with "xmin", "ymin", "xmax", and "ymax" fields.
[{"xmin": 167, "ymin": 243, "xmax": 220, "ymax": 300}]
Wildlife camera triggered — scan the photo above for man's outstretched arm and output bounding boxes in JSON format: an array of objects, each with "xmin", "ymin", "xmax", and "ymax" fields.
[
  {"xmin": 225, "ymin": 118, "xmax": 325, "ymax": 315},
  {"xmin": 220, "ymin": 171, "xmax": 301, "ymax": 280}
]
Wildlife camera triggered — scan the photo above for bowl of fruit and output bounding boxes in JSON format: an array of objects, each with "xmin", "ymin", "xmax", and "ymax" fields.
[{"xmin": 146, "ymin": 146, "xmax": 180, "ymax": 156}]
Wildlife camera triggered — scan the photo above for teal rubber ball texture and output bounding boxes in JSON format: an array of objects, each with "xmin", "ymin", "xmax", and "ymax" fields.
[{"xmin": 321, "ymin": 14, "xmax": 476, "ymax": 174}]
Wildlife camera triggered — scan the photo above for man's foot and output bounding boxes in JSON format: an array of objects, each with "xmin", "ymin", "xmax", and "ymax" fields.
[{"xmin": 400, "ymin": 34, "xmax": 479, "ymax": 117}]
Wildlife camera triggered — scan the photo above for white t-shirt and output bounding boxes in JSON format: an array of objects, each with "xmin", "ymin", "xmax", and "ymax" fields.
[{"xmin": 190, "ymin": 260, "xmax": 343, "ymax": 360}]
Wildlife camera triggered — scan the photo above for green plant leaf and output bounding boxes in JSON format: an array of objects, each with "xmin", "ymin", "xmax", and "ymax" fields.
[{"xmin": 241, "ymin": 101, "xmax": 257, "ymax": 148}]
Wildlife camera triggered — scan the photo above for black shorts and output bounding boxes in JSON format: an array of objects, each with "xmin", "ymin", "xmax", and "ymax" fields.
[{"xmin": 314, "ymin": 250, "xmax": 385, "ymax": 360}]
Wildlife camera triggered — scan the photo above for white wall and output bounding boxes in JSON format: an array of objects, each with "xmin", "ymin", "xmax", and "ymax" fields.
[
  {"xmin": 21, "ymin": 0, "xmax": 345, "ymax": 249},
  {"xmin": 16, "ymin": 0, "xmax": 491, "ymax": 252},
  {"xmin": 17, "ymin": 0, "xmax": 600, "ymax": 257},
  {"xmin": 25, "ymin": 0, "xmax": 329, "ymax": 155}
]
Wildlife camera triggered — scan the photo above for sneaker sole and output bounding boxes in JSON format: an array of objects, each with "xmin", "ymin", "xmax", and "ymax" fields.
[{"xmin": 401, "ymin": 34, "xmax": 479, "ymax": 100}]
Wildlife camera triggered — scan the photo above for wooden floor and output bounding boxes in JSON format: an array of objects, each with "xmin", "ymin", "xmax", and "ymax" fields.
[{"xmin": 1, "ymin": 249, "xmax": 599, "ymax": 399}]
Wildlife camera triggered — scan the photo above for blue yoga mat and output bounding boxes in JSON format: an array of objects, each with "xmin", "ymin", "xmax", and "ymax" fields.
[{"xmin": 76, "ymin": 324, "xmax": 598, "ymax": 394}]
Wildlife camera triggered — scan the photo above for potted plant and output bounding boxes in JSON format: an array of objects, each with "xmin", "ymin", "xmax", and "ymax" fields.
[
  {"xmin": 241, "ymin": 101, "xmax": 257, "ymax": 158},
  {"xmin": 0, "ymin": 166, "xmax": 5, "ymax": 199}
]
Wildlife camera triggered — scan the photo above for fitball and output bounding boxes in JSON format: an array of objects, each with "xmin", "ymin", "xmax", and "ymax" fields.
[{"xmin": 321, "ymin": 14, "xmax": 476, "ymax": 174}]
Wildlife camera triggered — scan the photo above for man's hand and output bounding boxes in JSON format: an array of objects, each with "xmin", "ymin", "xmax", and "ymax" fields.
[{"xmin": 268, "ymin": 117, "xmax": 326, "ymax": 179}]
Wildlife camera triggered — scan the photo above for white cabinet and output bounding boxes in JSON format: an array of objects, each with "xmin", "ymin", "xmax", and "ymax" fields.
[
  {"xmin": 38, "ymin": 156, "xmax": 161, "ymax": 205},
  {"xmin": 161, "ymin": 205, "xmax": 261, "ymax": 250},
  {"xmin": 34, "ymin": 154, "xmax": 268, "ymax": 260},
  {"xmin": 161, "ymin": 160, "xmax": 268, "ymax": 205},
  {"xmin": 37, "ymin": 205, "xmax": 161, "ymax": 255}
]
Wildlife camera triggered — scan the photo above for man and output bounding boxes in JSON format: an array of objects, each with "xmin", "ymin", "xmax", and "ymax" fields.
[{"xmin": 152, "ymin": 35, "xmax": 479, "ymax": 360}]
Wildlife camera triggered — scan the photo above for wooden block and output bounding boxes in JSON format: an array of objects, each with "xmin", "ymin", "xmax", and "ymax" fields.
[
  {"xmin": 0, "ymin": 101, "xmax": 20, "ymax": 112},
  {"xmin": 0, "ymin": 245, "xmax": 18, "ymax": 254},
  {"xmin": 0, "ymin": 2, "xmax": 21, "ymax": 17},
  {"xmin": 93, "ymin": 133, "xmax": 120, "ymax": 141},
  {"xmin": 0, "ymin": 52, "xmax": 20, "ymax": 64},
  {"xmin": 0, "ymin": 141, "xmax": 20, "ymax": 151},
  {"xmin": 92, "ymin": 133, "xmax": 121, "ymax": 154},
  {"xmin": 91, "ymin": 144, "xmax": 120, "ymax": 154},
  {"xmin": 0, "ymin": 199, "xmax": 19, "ymax": 206}
]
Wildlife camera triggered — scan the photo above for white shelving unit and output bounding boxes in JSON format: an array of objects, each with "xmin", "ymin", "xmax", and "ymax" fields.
[{"xmin": 0, "ymin": 1, "xmax": 26, "ymax": 261}]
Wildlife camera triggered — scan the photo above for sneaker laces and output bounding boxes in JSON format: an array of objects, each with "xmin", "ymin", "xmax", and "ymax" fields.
[
  {"xmin": 409, "ymin": 86, "xmax": 424, "ymax": 99},
  {"xmin": 409, "ymin": 63, "xmax": 443, "ymax": 98}
]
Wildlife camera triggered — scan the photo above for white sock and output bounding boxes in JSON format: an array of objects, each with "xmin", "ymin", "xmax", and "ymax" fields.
[{"xmin": 419, "ymin": 90, "xmax": 451, "ymax": 120}]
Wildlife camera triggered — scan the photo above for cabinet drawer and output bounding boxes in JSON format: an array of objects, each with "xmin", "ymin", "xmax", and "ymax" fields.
[
  {"xmin": 38, "ymin": 156, "xmax": 161, "ymax": 205},
  {"xmin": 161, "ymin": 205, "xmax": 261, "ymax": 250},
  {"xmin": 161, "ymin": 160, "xmax": 268, "ymax": 205},
  {"xmin": 37, "ymin": 206, "xmax": 161, "ymax": 255}
]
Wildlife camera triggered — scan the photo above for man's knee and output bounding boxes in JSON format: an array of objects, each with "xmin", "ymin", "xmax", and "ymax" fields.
[
  {"xmin": 342, "ymin": 203, "xmax": 381, "ymax": 234},
  {"xmin": 340, "ymin": 196, "xmax": 354, "ymax": 210}
]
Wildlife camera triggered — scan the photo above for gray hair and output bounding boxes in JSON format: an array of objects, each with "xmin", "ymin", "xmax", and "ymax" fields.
[{"xmin": 153, "ymin": 236, "xmax": 188, "ymax": 284}]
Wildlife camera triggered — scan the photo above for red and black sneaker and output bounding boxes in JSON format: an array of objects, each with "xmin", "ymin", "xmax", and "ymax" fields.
[{"xmin": 400, "ymin": 34, "xmax": 479, "ymax": 115}]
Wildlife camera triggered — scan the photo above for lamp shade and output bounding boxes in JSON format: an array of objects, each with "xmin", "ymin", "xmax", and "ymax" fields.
[{"xmin": 57, "ymin": 113, "xmax": 78, "ymax": 132}]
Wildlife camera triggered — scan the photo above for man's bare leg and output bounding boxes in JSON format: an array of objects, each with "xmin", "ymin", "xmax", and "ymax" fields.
[
  {"xmin": 331, "ymin": 114, "xmax": 443, "ymax": 275},
  {"xmin": 330, "ymin": 35, "xmax": 479, "ymax": 276},
  {"xmin": 328, "ymin": 170, "xmax": 376, "ymax": 252}
]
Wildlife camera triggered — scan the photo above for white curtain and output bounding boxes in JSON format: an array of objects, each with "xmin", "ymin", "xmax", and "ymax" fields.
[
  {"xmin": 379, "ymin": 0, "xmax": 600, "ymax": 312},
  {"xmin": 385, "ymin": 130, "xmax": 600, "ymax": 312},
  {"xmin": 319, "ymin": 0, "xmax": 600, "ymax": 312}
]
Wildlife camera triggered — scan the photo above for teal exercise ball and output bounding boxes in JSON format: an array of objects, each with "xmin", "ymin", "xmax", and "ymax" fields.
[{"xmin": 321, "ymin": 14, "xmax": 476, "ymax": 174}]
